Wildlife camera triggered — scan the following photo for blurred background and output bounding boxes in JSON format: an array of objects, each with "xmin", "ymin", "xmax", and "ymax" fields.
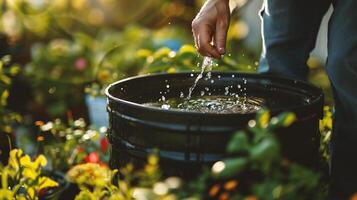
[{"xmin": 0, "ymin": 0, "xmax": 332, "ymax": 154}]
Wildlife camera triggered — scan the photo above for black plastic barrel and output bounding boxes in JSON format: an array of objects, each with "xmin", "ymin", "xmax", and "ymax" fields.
[{"xmin": 106, "ymin": 72, "xmax": 324, "ymax": 178}]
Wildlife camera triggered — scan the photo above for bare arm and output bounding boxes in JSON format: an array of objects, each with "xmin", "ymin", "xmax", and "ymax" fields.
[{"xmin": 192, "ymin": 0, "xmax": 231, "ymax": 59}]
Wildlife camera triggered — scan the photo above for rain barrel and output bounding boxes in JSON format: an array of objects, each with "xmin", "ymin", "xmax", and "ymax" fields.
[{"xmin": 105, "ymin": 72, "xmax": 324, "ymax": 178}]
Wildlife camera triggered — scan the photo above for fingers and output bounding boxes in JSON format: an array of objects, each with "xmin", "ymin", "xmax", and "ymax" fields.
[
  {"xmin": 214, "ymin": 3, "xmax": 230, "ymax": 55},
  {"xmin": 192, "ymin": 22, "xmax": 221, "ymax": 59}
]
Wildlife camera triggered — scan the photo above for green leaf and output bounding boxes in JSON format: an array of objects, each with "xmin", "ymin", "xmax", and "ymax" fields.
[
  {"xmin": 250, "ymin": 137, "xmax": 280, "ymax": 162},
  {"xmin": 215, "ymin": 158, "xmax": 247, "ymax": 179},
  {"xmin": 226, "ymin": 131, "xmax": 250, "ymax": 153}
]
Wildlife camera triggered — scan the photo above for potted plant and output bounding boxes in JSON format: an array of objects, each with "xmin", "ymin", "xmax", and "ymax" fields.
[
  {"xmin": 36, "ymin": 117, "xmax": 109, "ymax": 172},
  {"xmin": 0, "ymin": 149, "xmax": 67, "ymax": 199}
]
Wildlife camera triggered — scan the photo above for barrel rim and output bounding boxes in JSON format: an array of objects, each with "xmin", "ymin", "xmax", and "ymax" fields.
[{"xmin": 105, "ymin": 72, "xmax": 324, "ymax": 117}]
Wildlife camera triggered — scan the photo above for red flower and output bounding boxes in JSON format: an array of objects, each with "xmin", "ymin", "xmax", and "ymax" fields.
[
  {"xmin": 84, "ymin": 152, "xmax": 100, "ymax": 163},
  {"xmin": 100, "ymin": 137, "xmax": 109, "ymax": 152}
]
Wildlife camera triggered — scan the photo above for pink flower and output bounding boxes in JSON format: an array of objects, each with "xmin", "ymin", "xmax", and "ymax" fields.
[{"xmin": 74, "ymin": 57, "xmax": 87, "ymax": 71}]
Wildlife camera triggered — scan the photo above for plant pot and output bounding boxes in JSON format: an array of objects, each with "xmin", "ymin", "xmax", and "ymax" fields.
[{"xmin": 85, "ymin": 94, "xmax": 109, "ymax": 128}]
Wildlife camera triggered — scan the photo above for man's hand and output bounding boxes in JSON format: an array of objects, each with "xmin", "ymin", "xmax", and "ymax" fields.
[{"xmin": 192, "ymin": 0, "xmax": 230, "ymax": 59}]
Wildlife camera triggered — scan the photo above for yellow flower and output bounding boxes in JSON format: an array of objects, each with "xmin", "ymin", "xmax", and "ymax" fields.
[
  {"xmin": 0, "ymin": 189, "xmax": 13, "ymax": 200},
  {"xmin": 8, "ymin": 149, "xmax": 23, "ymax": 169},
  {"xmin": 282, "ymin": 113, "xmax": 296, "ymax": 127},
  {"xmin": 67, "ymin": 163, "xmax": 111, "ymax": 187},
  {"xmin": 75, "ymin": 190, "xmax": 96, "ymax": 200},
  {"xmin": 34, "ymin": 155, "xmax": 47, "ymax": 168},
  {"xmin": 22, "ymin": 168, "xmax": 37, "ymax": 180},
  {"xmin": 148, "ymin": 154, "xmax": 159, "ymax": 166},
  {"xmin": 27, "ymin": 187, "xmax": 35, "ymax": 199},
  {"xmin": 178, "ymin": 44, "xmax": 196, "ymax": 55},
  {"xmin": 39, "ymin": 176, "xmax": 59, "ymax": 190},
  {"xmin": 19, "ymin": 154, "xmax": 32, "ymax": 168},
  {"xmin": 167, "ymin": 67, "xmax": 176, "ymax": 73},
  {"xmin": 136, "ymin": 49, "xmax": 152, "ymax": 58},
  {"xmin": 259, "ymin": 111, "xmax": 270, "ymax": 128}
]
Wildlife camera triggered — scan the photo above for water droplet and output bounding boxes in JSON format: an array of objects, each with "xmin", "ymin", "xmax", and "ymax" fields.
[
  {"xmin": 224, "ymin": 87, "xmax": 230, "ymax": 95},
  {"xmin": 180, "ymin": 92, "xmax": 184, "ymax": 98},
  {"xmin": 237, "ymin": 84, "xmax": 241, "ymax": 89},
  {"xmin": 205, "ymin": 87, "xmax": 209, "ymax": 91},
  {"xmin": 161, "ymin": 104, "xmax": 170, "ymax": 109},
  {"xmin": 218, "ymin": 75, "xmax": 221, "ymax": 79},
  {"xmin": 232, "ymin": 75, "xmax": 235, "ymax": 78},
  {"xmin": 210, "ymin": 79, "xmax": 215, "ymax": 84},
  {"xmin": 161, "ymin": 96, "xmax": 166, "ymax": 101},
  {"xmin": 190, "ymin": 74, "xmax": 194, "ymax": 77},
  {"xmin": 201, "ymin": 91, "xmax": 205, "ymax": 96},
  {"xmin": 166, "ymin": 85, "xmax": 170, "ymax": 88}
]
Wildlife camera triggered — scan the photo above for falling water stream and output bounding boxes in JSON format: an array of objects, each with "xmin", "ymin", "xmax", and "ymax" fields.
[{"xmin": 187, "ymin": 57, "xmax": 213, "ymax": 99}]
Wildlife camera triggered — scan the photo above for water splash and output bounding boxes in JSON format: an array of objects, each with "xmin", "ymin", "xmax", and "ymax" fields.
[{"xmin": 187, "ymin": 57, "xmax": 213, "ymax": 99}]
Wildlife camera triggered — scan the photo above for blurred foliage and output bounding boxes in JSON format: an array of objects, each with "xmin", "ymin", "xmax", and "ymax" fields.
[
  {"xmin": 320, "ymin": 106, "xmax": 332, "ymax": 162},
  {"xmin": 0, "ymin": 56, "xmax": 21, "ymax": 133},
  {"xmin": 25, "ymin": 25, "xmax": 190, "ymax": 116},
  {"xmin": 0, "ymin": 0, "xmax": 196, "ymax": 42},
  {"xmin": 139, "ymin": 44, "xmax": 257, "ymax": 75},
  {"xmin": 0, "ymin": 149, "xmax": 58, "ymax": 200},
  {"xmin": 208, "ymin": 110, "xmax": 325, "ymax": 200},
  {"xmin": 36, "ymin": 118, "xmax": 109, "ymax": 172},
  {"xmin": 63, "ymin": 110, "xmax": 328, "ymax": 200},
  {"xmin": 68, "ymin": 154, "xmax": 172, "ymax": 200}
]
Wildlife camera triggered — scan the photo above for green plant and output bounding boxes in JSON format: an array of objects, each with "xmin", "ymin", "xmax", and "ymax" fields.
[
  {"xmin": 36, "ymin": 118, "xmax": 109, "ymax": 172},
  {"xmin": 69, "ymin": 154, "xmax": 181, "ymax": 200},
  {"xmin": 64, "ymin": 110, "xmax": 328, "ymax": 200},
  {"xmin": 205, "ymin": 110, "xmax": 325, "ymax": 200},
  {"xmin": 0, "ymin": 149, "xmax": 58, "ymax": 200}
]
